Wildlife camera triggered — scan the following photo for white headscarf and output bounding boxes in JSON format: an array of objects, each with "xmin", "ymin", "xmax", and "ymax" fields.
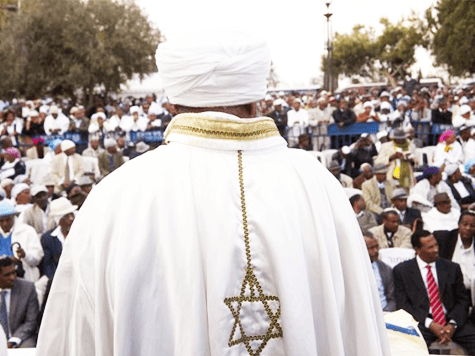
[{"xmin": 156, "ymin": 28, "xmax": 271, "ymax": 107}]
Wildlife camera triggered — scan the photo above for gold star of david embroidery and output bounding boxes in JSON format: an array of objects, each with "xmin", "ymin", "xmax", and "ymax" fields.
[
  {"xmin": 224, "ymin": 151, "xmax": 283, "ymax": 356},
  {"xmin": 224, "ymin": 268, "xmax": 282, "ymax": 355}
]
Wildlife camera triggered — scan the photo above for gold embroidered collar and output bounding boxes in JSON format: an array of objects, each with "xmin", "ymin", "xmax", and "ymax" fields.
[{"xmin": 164, "ymin": 112, "xmax": 280, "ymax": 142}]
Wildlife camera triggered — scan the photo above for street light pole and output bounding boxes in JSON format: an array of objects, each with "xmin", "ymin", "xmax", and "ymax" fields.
[{"xmin": 323, "ymin": 1, "xmax": 333, "ymax": 92}]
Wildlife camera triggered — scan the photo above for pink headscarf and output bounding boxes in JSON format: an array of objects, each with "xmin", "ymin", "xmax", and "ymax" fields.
[
  {"xmin": 439, "ymin": 129, "xmax": 455, "ymax": 143},
  {"xmin": 5, "ymin": 148, "xmax": 20, "ymax": 160}
]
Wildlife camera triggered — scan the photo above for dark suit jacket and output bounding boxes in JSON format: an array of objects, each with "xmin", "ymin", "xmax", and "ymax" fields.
[
  {"xmin": 431, "ymin": 109, "xmax": 452, "ymax": 125},
  {"xmin": 41, "ymin": 228, "xmax": 63, "ymax": 279},
  {"xmin": 9, "ymin": 278, "xmax": 39, "ymax": 343},
  {"xmin": 433, "ymin": 229, "xmax": 461, "ymax": 261},
  {"xmin": 376, "ymin": 260, "xmax": 396, "ymax": 312},
  {"xmin": 394, "ymin": 257, "xmax": 470, "ymax": 329},
  {"xmin": 401, "ymin": 207, "xmax": 422, "ymax": 228}
]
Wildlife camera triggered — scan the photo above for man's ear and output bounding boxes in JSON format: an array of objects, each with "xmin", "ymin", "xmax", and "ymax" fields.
[{"xmin": 168, "ymin": 104, "xmax": 180, "ymax": 116}]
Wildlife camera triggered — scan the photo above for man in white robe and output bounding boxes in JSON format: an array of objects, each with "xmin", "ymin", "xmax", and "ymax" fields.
[{"xmin": 36, "ymin": 29, "xmax": 390, "ymax": 356}]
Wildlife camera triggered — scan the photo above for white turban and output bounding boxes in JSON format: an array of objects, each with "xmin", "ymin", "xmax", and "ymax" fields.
[
  {"xmin": 445, "ymin": 163, "xmax": 459, "ymax": 176},
  {"xmin": 104, "ymin": 138, "xmax": 116, "ymax": 148},
  {"xmin": 156, "ymin": 29, "xmax": 271, "ymax": 107},
  {"xmin": 11, "ymin": 183, "xmax": 29, "ymax": 202}
]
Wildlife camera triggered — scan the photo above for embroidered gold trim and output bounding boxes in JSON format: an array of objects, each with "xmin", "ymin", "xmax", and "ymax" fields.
[
  {"xmin": 224, "ymin": 151, "xmax": 283, "ymax": 356},
  {"xmin": 164, "ymin": 114, "xmax": 279, "ymax": 141}
]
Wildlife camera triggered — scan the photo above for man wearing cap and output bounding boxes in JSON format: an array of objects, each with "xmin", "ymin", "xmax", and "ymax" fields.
[
  {"xmin": 328, "ymin": 160, "xmax": 353, "ymax": 188},
  {"xmin": 267, "ymin": 98, "xmax": 288, "ymax": 137},
  {"xmin": 368, "ymin": 208, "xmax": 412, "ymax": 249},
  {"xmin": 445, "ymin": 165, "xmax": 475, "ymax": 211},
  {"xmin": 362, "ymin": 164, "xmax": 394, "ymax": 216},
  {"xmin": 453, "ymin": 105, "xmax": 475, "ymax": 128},
  {"xmin": 374, "ymin": 128, "xmax": 416, "ymax": 190},
  {"xmin": 391, "ymin": 188, "xmax": 422, "ymax": 232},
  {"xmin": 68, "ymin": 106, "xmax": 89, "ymax": 134},
  {"xmin": 286, "ymin": 99, "xmax": 309, "ymax": 147},
  {"xmin": 98, "ymin": 138, "xmax": 124, "ymax": 177},
  {"xmin": 0, "ymin": 201, "xmax": 43, "ymax": 283},
  {"xmin": 41, "ymin": 198, "xmax": 76, "ymax": 280},
  {"xmin": 50, "ymin": 140, "xmax": 84, "ymax": 191},
  {"xmin": 422, "ymin": 193, "xmax": 461, "ymax": 233},
  {"xmin": 37, "ymin": 30, "xmax": 390, "ymax": 356},
  {"xmin": 82, "ymin": 135, "xmax": 105, "ymax": 159},
  {"xmin": 0, "ymin": 180, "xmax": 13, "ymax": 203},
  {"xmin": 18, "ymin": 185, "xmax": 53, "ymax": 237},
  {"xmin": 44, "ymin": 106, "xmax": 70, "ymax": 135}
]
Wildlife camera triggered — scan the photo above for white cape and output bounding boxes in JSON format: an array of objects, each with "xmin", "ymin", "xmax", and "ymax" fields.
[{"xmin": 37, "ymin": 112, "xmax": 390, "ymax": 356}]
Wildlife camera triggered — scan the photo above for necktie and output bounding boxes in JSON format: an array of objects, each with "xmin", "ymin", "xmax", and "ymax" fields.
[
  {"xmin": 426, "ymin": 265, "xmax": 446, "ymax": 326},
  {"xmin": 380, "ymin": 187, "xmax": 390, "ymax": 209},
  {"xmin": 0, "ymin": 291, "xmax": 9, "ymax": 338}
]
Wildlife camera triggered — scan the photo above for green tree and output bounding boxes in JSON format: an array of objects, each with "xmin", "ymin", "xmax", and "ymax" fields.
[
  {"xmin": 330, "ymin": 25, "xmax": 378, "ymax": 80},
  {"xmin": 431, "ymin": 0, "xmax": 475, "ymax": 76},
  {"xmin": 327, "ymin": 17, "xmax": 426, "ymax": 83},
  {"xmin": 0, "ymin": 0, "xmax": 160, "ymax": 101}
]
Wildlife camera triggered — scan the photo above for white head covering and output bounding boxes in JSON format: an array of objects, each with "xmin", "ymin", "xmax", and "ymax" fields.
[
  {"xmin": 445, "ymin": 164, "xmax": 459, "ymax": 176},
  {"xmin": 61, "ymin": 140, "xmax": 75, "ymax": 152},
  {"xmin": 380, "ymin": 102, "xmax": 392, "ymax": 111},
  {"xmin": 156, "ymin": 29, "xmax": 271, "ymax": 107},
  {"xmin": 104, "ymin": 138, "xmax": 117, "ymax": 148},
  {"xmin": 459, "ymin": 105, "xmax": 471, "ymax": 116},
  {"xmin": 130, "ymin": 106, "xmax": 140, "ymax": 114},
  {"xmin": 363, "ymin": 101, "xmax": 373, "ymax": 109},
  {"xmin": 11, "ymin": 183, "xmax": 29, "ymax": 202}
]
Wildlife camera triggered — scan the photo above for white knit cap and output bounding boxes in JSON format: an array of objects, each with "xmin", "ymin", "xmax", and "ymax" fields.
[
  {"xmin": 156, "ymin": 28, "xmax": 271, "ymax": 107},
  {"xmin": 61, "ymin": 140, "xmax": 75, "ymax": 152},
  {"xmin": 460, "ymin": 105, "xmax": 471, "ymax": 116}
]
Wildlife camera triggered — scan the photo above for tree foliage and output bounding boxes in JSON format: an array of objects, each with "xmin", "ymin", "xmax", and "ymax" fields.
[
  {"xmin": 431, "ymin": 0, "xmax": 475, "ymax": 76},
  {"xmin": 0, "ymin": 0, "xmax": 160, "ymax": 101},
  {"xmin": 329, "ymin": 17, "xmax": 426, "ymax": 82}
]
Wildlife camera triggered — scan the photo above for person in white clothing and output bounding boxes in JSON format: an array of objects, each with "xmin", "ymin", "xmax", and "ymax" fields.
[
  {"xmin": 433, "ymin": 130, "xmax": 464, "ymax": 167},
  {"xmin": 0, "ymin": 202, "xmax": 43, "ymax": 283},
  {"xmin": 43, "ymin": 106, "xmax": 70, "ymax": 135},
  {"xmin": 453, "ymin": 105, "xmax": 475, "ymax": 128},
  {"xmin": 286, "ymin": 99, "xmax": 309, "ymax": 146},
  {"xmin": 422, "ymin": 192, "xmax": 461, "ymax": 233},
  {"xmin": 36, "ymin": 29, "xmax": 390, "ymax": 356}
]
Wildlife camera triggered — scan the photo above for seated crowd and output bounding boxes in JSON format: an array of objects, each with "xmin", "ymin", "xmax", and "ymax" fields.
[
  {"xmin": 0, "ymin": 95, "xmax": 169, "ymax": 348},
  {"xmin": 1, "ymin": 84, "xmax": 475, "ymax": 351}
]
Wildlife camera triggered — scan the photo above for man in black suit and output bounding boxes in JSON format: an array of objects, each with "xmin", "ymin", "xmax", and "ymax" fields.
[
  {"xmin": 391, "ymin": 187, "xmax": 422, "ymax": 232},
  {"xmin": 0, "ymin": 256, "xmax": 39, "ymax": 348},
  {"xmin": 394, "ymin": 230, "xmax": 475, "ymax": 352}
]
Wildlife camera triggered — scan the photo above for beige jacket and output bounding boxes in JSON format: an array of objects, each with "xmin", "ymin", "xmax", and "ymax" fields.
[{"xmin": 368, "ymin": 224, "xmax": 413, "ymax": 249}]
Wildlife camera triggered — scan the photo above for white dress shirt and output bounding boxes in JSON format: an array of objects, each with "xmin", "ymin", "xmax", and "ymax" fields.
[
  {"xmin": 416, "ymin": 255, "xmax": 447, "ymax": 328},
  {"xmin": 452, "ymin": 235, "xmax": 475, "ymax": 289}
]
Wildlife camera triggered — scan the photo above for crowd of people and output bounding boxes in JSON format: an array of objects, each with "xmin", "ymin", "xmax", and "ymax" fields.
[{"xmin": 0, "ymin": 79, "xmax": 475, "ymax": 352}]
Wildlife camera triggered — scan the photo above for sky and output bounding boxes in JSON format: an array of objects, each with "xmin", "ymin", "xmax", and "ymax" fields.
[{"xmin": 129, "ymin": 0, "xmax": 439, "ymax": 92}]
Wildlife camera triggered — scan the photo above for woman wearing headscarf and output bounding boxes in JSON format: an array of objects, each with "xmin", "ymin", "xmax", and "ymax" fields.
[
  {"xmin": 410, "ymin": 165, "xmax": 460, "ymax": 211},
  {"xmin": 433, "ymin": 129, "xmax": 463, "ymax": 167},
  {"xmin": 0, "ymin": 148, "xmax": 25, "ymax": 181}
]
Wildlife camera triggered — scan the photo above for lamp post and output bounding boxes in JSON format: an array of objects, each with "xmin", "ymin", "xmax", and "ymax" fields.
[{"xmin": 323, "ymin": 1, "xmax": 334, "ymax": 92}]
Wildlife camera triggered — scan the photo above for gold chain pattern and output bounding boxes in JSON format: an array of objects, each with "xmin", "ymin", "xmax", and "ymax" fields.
[{"xmin": 224, "ymin": 151, "xmax": 283, "ymax": 356}]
